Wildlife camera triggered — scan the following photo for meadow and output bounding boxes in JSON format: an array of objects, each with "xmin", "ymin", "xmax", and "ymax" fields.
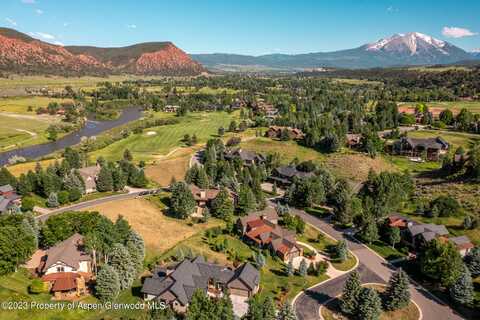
[
  {"xmin": 398, "ymin": 101, "xmax": 480, "ymax": 114},
  {"xmin": 0, "ymin": 96, "xmax": 73, "ymax": 114}
]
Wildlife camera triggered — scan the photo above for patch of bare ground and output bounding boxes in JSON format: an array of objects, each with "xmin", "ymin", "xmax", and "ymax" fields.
[
  {"xmin": 145, "ymin": 148, "xmax": 193, "ymax": 186},
  {"xmin": 325, "ymin": 152, "xmax": 397, "ymax": 182}
]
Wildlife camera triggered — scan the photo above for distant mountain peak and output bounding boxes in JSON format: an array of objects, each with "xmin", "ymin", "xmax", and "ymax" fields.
[{"xmin": 365, "ymin": 32, "xmax": 447, "ymax": 55}]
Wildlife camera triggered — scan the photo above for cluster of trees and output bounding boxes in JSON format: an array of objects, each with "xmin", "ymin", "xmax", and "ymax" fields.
[
  {"xmin": 243, "ymin": 295, "xmax": 297, "ymax": 320},
  {"xmin": 341, "ymin": 269, "xmax": 411, "ymax": 320},
  {"xmin": 443, "ymin": 144, "xmax": 480, "ymax": 182},
  {"xmin": 0, "ymin": 213, "xmax": 38, "ymax": 275},
  {"xmin": 39, "ymin": 211, "xmax": 145, "ymax": 302}
]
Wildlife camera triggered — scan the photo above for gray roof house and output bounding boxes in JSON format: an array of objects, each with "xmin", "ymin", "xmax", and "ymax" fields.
[
  {"xmin": 224, "ymin": 149, "xmax": 266, "ymax": 166},
  {"xmin": 0, "ymin": 184, "xmax": 21, "ymax": 214},
  {"xmin": 141, "ymin": 257, "xmax": 259, "ymax": 313},
  {"xmin": 76, "ymin": 166, "xmax": 101, "ymax": 194},
  {"xmin": 270, "ymin": 165, "xmax": 315, "ymax": 185}
]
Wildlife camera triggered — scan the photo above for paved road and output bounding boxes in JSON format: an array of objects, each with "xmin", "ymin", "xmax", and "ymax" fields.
[
  {"xmin": 36, "ymin": 190, "xmax": 157, "ymax": 222},
  {"xmin": 289, "ymin": 207, "xmax": 465, "ymax": 320}
]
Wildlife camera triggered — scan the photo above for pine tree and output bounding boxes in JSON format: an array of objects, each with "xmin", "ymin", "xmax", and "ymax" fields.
[
  {"xmin": 384, "ymin": 269, "xmax": 411, "ymax": 311},
  {"xmin": 277, "ymin": 301, "xmax": 297, "ymax": 320},
  {"xmin": 126, "ymin": 230, "xmax": 145, "ymax": 273},
  {"xmin": 263, "ymin": 296, "xmax": 276, "ymax": 320},
  {"xmin": 237, "ymin": 184, "xmax": 256, "ymax": 215},
  {"xmin": 47, "ymin": 192, "xmax": 59, "ymax": 208},
  {"xmin": 109, "ymin": 243, "xmax": 136, "ymax": 290},
  {"xmin": 186, "ymin": 289, "xmax": 212, "ymax": 320},
  {"xmin": 465, "ymin": 246, "xmax": 480, "ymax": 277},
  {"xmin": 170, "ymin": 182, "xmax": 196, "ymax": 219},
  {"xmin": 255, "ymin": 252, "xmax": 266, "ymax": 269},
  {"xmin": 211, "ymin": 188, "xmax": 234, "ymax": 221},
  {"xmin": 215, "ymin": 294, "xmax": 235, "ymax": 320},
  {"xmin": 341, "ymin": 271, "xmax": 361, "ymax": 315},
  {"xmin": 123, "ymin": 149, "xmax": 133, "ymax": 161},
  {"xmin": 357, "ymin": 287, "xmax": 382, "ymax": 320},
  {"xmin": 298, "ymin": 259, "xmax": 308, "ymax": 276},
  {"xmin": 95, "ymin": 265, "xmax": 120, "ymax": 302},
  {"xmin": 96, "ymin": 165, "xmax": 113, "ymax": 192},
  {"xmin": 244, "ymin": 295, "xmax": 264, "ymax": 320},
  {"xmin": 196, "ymin": 167, "xmax": 210, "ymax": 189},
  {"xmin": 335, "ymin": 240, "xmax": 348, "ymax": 262},
  {"xmin": 360, "ymin": 216, "xmax": 379, "ymax": 244},
  {"xmin": 449, "ymin": 265, "xmax": 474, "ymax": 306},
  {"xmin": 287, "ymin": 259, "xmax": 294, "ymax": 276}
]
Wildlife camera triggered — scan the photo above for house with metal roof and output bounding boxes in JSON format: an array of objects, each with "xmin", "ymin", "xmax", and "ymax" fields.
[
  {"xmin": 141, "ymin": 257, "xmax": 259, "ymax": 314},
  {"xmin": 270, "ymin": 165, "xmax": 315, "ymax": 186},
  {"xmin": 393, "ymin": 136, "xmax": 449, "ymax": 161}
]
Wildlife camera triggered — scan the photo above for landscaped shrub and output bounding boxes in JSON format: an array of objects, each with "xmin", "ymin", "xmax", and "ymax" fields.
[{"xmin": 29, "ymin": 279, "xmax": 48, "ymax": 294}]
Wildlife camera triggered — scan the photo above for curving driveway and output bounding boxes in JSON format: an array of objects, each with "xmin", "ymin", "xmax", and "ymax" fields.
[{"xmin": 288, "ymin": 207, "xmax": 465, "ymax": 320}]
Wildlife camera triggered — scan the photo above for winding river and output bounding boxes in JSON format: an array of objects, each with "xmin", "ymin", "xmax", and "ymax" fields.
[{"xmin": 0, "ymin": 107, "xmax": 143, "ymax": 166}]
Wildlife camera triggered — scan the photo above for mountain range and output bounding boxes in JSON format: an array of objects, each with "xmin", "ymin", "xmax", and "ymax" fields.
[
  {"xmin": 191, "ymin": 32, "xmax": 480, "ymax": 71},
  {"xmin": 0, "ymin": 27, "xmax": 204, "ymax": 76},
  {"xmin": 0, "ymin": 28, "xmax": 479, "ymax": 75}
]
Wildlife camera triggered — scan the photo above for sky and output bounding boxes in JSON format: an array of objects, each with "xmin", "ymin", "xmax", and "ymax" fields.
[{"xmin": 1, "ymin": 0, "xmax": 480, "ymax": 55}]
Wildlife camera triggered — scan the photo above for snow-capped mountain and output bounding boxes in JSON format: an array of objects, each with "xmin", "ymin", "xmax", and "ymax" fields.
[{"xmin": 192, "ymin": 32, "xmax": 474, "ymax": 70}]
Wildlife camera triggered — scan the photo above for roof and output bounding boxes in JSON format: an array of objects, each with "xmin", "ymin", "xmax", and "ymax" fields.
[
  {"xmin": 141, "ymin": 257, "xmax": 259, "ymax": 306},
  {"xmin": 41, "ymin": 272, "xmax": 87, "ymax": 292},
  {"xmin": 402, "ymin": 137, "xmax": 449, "ymax": 150},
  {"xmin": 408, "ymin": 223, "xmax": 449, "ymax": 240},
  {"xmin": 238, "ymin": 207, "xmax": 279, "ymax": 228},
  {"xmin": 0, "ymin": 196, "xmax": 12, "ymax": 212},
  {"xmin": 189, "ymin": 184, "xmax": 220, "ymax": 201},
  {"xmin": 77, "ymin": 166, "xmax": 101, "ymax": 178},
  {"xmin": 449, "ymin": 236, "xmax": 475, "ymax": 251},
  {"xmin": 225, "ymin": 149, "xmax": 265, "ymax": 163},
  {"xmin": 40, "ymin": 233, "xmax": 91, "ymax": 273},
  {"xmin": 0, "ymin": 184, "xmax": 14, "ymax": 193},
  {"xmin": 274, "ymin": 165, "xmax": 314, "ymax": 179}
]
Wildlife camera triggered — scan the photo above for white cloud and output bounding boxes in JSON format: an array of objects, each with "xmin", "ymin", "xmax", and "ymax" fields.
[
  {"xmin": 442, "ymin": 26, "xmax": 477, "ymax": 38},
  {"xmin": 21, "ymin": 0, "xmax": 36, "ymax": 4},
  {"xmin": 387, "ymin": 6, "xmax": 399, "ymax": 13},
  {"xmin": 35, "ymin": 9, "xmax": 43, "ymax": 15},
  {"xmin": 5, "ymin": 18, "xmax": 17, "ymax": 26},
  {"xmin": 53, "ymin": 41, "xmax": 64, "ymax": 46},
  {"xmin": 29, "ymin": 32, "xmax": 55, "ymax": 40},
  {"xmin": 126, "ymin": 24, "xmax": 137, "ymax": 29},
  {"xmin": 63, "ymin": 22, "xmax": 69, "ymax": 27}
]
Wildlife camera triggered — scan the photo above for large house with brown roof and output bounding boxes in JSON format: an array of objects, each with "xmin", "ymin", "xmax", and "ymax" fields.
[
  {"xmin": 237, "ymin": 207, "xmax": 303, "ymax": 262},
  {"xmin": 393, "ymin": 136, "xmax": 449, "ymax": 161},
  {"xmin": 77, "ymin": 166, "xmax": 101, "ymax": 193},
  {"xmin": 265, "ymin": 126, "xmax": 304, "ymax": 140},
  {"xmin": 270, "ymin": 165, "xmax": 315, "ymax": 186},
  {"xmin": 224, "ymin": 148, "xmax": 266, "ymax": 167},
  {"xmin": 189, "ymin": 184, "xmax": 220, "ymax": 217},
  {"xmin": 141, "ymin": 256, "xmax": 259, "ymax": 315},
  {"xmin": 29, "ymin": 233, "xmax": 93, "ymax": 299},
  {"xmin": 387, "ymin": 214, "xmax": 474, "ymax": 256}
]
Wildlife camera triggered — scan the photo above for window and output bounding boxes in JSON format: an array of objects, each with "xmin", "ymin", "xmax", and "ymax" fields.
[{"xmin": 56, "ymin": 266, "xmax": 65, "ymax": 272}]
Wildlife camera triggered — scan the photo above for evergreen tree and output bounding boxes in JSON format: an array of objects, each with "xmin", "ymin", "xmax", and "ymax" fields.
[
  {"xmin": 465, "ymin": 246, "xmax": 480, "ymax": 277},
  {"xmin": 357, "ymin": 287, "xmax": 382, "ymax": 320},
  {"xmin": 64, "ymin": 147, "xmax": 82, "ymax": 169},
  {"xmin": 340, "ymin": 271, "xmax": 361, "ymax": 315},
  {"xmin": 170, "ymin": 182, "xmax": 196, "ymax": 219},
  {"xmin": 126, "ymin": 230, "xmax": 145, "ymax": 273},
  {"xmin": 277, "ymin": 301, "xmax": 297, "ymax": 320},
  {"xmin": 47, "ymin": 192, "xmax": 59, "ymax": 208},
  {"xmin": 298, "ymin": 259, "xmax": 308, "ymax": 276},
  {"xmin": 384, "ymin": 269, "xmax": 411, "ymax": 311},
  {"xmin": 96, "ymin": 165, "xmax": 113, "ymax": 192},
  {"xmin": 255, "ymin": 252, "xmax": 266, "ymax": 269},
  {"xmin": 123, "ymin": 149, "xmax": 133, "ymax": 161},
  {"xmin": 335, "ymin": 240, "xmax": 348, "ymax": 262},
  {"xmin": 449, "ymin": 265, "xmax": 474, "ymax": 306},
  {"xmin": 196, "ymin": 167, "xmax": 210, "ymax": 189},
  {"xmin": 237, "ymin": 184, "xmax": 256, "ymax": 215},
  {"xmin": 63, "ymin": 171, "xmax": 85, "ymax": 194},
  {"xmin": 244, "ymin": 295, "xmax": 264, "ymax": 320},
  {"xmin": 386, "ymin": 226, "xmax": 401, "ymax": 248},
  {"xmin": 0, "ymin": 167, "xmax": 17, "ymax": 188},
  {"xmin": 215, "ymin": 294, "xmax": 235, "ymax": 320},
  {"xmin": 263, "ymin": 296, "xmax": 276, "ymax": 320},
  {"xmin": 109, "ymin": 243, "xmax": 136, "ymax": 290},
  {"xmin": 359, "ymin": 215, "xmax": 379, "ymax": 244},
  {"xmin": 211, "ymin": 188, "xmax": 234, "ymax": 221},
  {"xmin": 95, "ymin": 265, "xmax": 120, "ymax": 302},
  {"xmin": 286, "ymin": 259, "xmax": 294, "ymax": 276},
  {"xmin": 186, "ymin": 289, "xmax": 213, "ymax": 320}
]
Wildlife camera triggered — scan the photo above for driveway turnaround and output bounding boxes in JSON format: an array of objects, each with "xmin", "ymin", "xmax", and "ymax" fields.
[{"xmin": 289, "ymin": 207, "xmax": 464, "ymax": 320}]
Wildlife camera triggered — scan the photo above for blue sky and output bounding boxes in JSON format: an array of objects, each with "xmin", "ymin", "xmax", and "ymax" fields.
[{"xmin": 1, "ymin": 0, "xmax": 479, "ymax": 55}]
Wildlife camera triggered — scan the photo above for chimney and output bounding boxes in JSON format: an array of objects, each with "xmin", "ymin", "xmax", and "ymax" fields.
[{"xmin": 200, "ymin": 191, "xmax": 206, "ymax": 198}]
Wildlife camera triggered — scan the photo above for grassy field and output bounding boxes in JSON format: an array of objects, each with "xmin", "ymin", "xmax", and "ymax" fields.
[
  {"xmin": 398, "ymin": 101, "xmax": 480, "ymax": 114},
  {"xmin": 407, "ymin": 129, "xmax": 480, "ymax": 149},
  {"xmin": 82, "ymin": 197, "xmax": 224, "ymax": 258},
  {"xmin": 0, "ymin": 97, "xmax": 73, "ymax": 114},
  {"xmin": 321, "ymin": 284, "xmax": 420, "ymax": 320},
  {"xmin": 0, "ymin": 114, "xmax": 61, "ymax": 151},
  {"xmin": 90, "ymin": 111, "xmax": 239, "ymax": 162},
  {"xmin": 145, "ymin": 147, "xmax": 194, "ymax": 186}
]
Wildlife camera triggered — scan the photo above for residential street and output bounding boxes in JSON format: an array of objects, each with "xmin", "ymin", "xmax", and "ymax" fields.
[{"xmin": 288, "ymin": 207, "xmax": 465, "ymax": 320}]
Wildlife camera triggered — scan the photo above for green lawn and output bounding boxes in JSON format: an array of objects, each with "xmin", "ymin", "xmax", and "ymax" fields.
[
  {"xmin": 367, "ymin": 241, "xmax": 407, "ymax": 261},
  {"xmin": 0, "ymin": 114, "xmax": 59, "ymax": 151},
  {"xmin": 407, "ymin": 129, "xmax": 480, "ymax": 149},
  {"xmin": 0, "ymin": 97, "xmax": 74, "ymax": 114},
  {"xmin": 90, "ymin": 111, "xmax": 239, "ymax": 162},
  {"xmin": 398, "ymin": 100, "xmax": 480, "ymax": 114}
]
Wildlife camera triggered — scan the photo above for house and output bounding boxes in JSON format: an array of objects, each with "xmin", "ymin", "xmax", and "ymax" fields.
[
  {"xmin": 189, "ymin": 184, "xmax": 220, "ymax": 217},
  {"xmin": 0, "ymin": 184, "xmax": 21, "ymax": 214},
  {"xmin": 164, "ymin": 105, "xmax": 180, "ymax": 113},
  {"xmin": 141, "ymin": 256, "xmax": 260, "ymax": 314},
  {"xmin": 270, "ymin": 165, "xmax": 315, "ymax": 186},
  {"xmin": 238, "ymin": 208, "xmax": 303, "ymax": 262},
  {"xmin": 446, "ymin": 236, "xmax": 475, "ymax": 257},
  {"xmin": 224, "ymin": 149, "xmax": 266, "ymax": 166},
  {"xmin": 32, "ymin": 233, "xmax": 92, "ymax": 299},
  {"xmin": 387, "ymin": 215, "xmax": 474, "ymax": 255},
  {"xmin": 265, "ymin": 126, "xmax": 305, "ymax": 140},
  {"xmin": 77, "ymin": 166, "xmax": 101, "ymax": 193},
  {"xmin": 393, "ymin": 136, "xmax": 449, "ymax": 161}
]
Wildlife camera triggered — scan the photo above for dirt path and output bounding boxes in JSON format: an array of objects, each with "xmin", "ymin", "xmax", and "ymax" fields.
[
  {"xmin": 15, "ymin": 128, "xmax": 37, "ymax": 136},
  {"xmin": 0, "ymin": 111, "xmax": 57, "ymax": 122}
]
